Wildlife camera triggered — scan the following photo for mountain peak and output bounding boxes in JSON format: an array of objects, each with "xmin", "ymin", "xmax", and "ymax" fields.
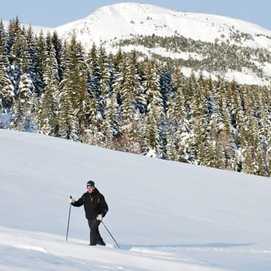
[
  {"xmin": 94, "ymin": 2, "xmax": 174, "ymax": 14},
  {"xmin": 56, "ymin": 2, "xmax": 271, "ymax": 45}
]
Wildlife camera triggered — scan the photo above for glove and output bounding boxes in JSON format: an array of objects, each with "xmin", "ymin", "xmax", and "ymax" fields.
[
  {"xmin": 97, "ymin": 214, "xmax": 103, "ymax": 221},
  {"xmin": 69, "ymin": 196, "xmax": 75, "ymax": 204}
]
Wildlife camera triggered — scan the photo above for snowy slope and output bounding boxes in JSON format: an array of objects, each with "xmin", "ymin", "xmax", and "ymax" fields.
[{"xmin": 1, "ymin": 129, "xmax": 271, "ymax": 270}]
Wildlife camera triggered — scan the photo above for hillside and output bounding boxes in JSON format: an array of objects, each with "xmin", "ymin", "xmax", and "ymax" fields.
[{"xmin": 1, "ymin": 129, "xmax": 271, "ymax": 270}]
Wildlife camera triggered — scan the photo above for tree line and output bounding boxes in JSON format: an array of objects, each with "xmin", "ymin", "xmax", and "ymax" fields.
[{"xmin": 1, "ymin": 18, "xmax": 271, "ymax": 177}]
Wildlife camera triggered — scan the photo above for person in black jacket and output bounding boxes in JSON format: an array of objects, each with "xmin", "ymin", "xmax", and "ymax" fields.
[{"xmin": 70, "ymin": 180, "xmax": 108, "ymax": 246}]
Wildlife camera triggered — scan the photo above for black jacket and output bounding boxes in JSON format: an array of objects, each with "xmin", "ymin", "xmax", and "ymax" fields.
[{"xmin": 71, "ymin": 188, "xmax": 108, "ymax": 220}]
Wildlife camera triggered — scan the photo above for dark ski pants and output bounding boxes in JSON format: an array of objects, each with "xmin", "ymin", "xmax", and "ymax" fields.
[{"xmin": 88, "ymin": 219, "xmax": 105, "ymax": 246}]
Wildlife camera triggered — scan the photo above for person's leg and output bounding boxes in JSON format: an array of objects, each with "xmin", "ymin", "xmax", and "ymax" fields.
[
  {"xmin": 88, "ymin": 219, "xmax": 97, "ymax": 245},
  {"xmin": 96, "ymin": 222, "xmax": 106, "ymax": 246},
  {"xmin": 88, "ymin": 219, "xmax": 105, "ymax": 246}
]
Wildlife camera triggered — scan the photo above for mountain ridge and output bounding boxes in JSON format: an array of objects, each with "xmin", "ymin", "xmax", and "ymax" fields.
[{"xmin": 54, "ymin": 2, "xmax": 271, "ymax": 49}]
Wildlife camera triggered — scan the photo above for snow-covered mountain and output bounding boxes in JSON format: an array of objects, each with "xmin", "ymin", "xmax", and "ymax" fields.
[
  {"xmin": 51, "ymin": 3, "xmax": 271, "ymax": 86},
  {"xmin": 55, "ymin": 2, "xmax": 271, "ymax": 50},
  {"xmin": 1, "ymin": 129, "xmax": 271, "ymax": 270}
]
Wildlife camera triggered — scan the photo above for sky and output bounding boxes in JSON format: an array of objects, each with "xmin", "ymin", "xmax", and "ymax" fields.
[{"xmin": 0, "ymin": 0, "xmax": 270, "ymax": 30}]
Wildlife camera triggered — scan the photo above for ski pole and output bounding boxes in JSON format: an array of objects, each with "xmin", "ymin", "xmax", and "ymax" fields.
[
  {"xmin": 101, "ymin": 221, "xmax": 119, "ymax": 248},
  {"xmin": 66, "ymin": 196, "xmax": 72, "ymax": 241}
]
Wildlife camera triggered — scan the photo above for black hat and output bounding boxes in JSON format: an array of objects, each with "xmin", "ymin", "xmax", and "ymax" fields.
[{"xmin": 87, "ymin": 180, "xmax": 95, "ymax": 187}]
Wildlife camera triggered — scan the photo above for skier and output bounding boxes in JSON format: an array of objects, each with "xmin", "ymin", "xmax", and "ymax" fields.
[{"xmin": 70, "ymin": 180, "xmax": 108, "ymax": 246}]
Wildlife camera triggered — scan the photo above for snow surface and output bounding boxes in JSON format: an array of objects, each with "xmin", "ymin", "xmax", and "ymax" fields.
[
  {"xmin": 181, "ymin": 67, "xmax": 270, "ymax": 86},
  {"xmin": 1, "ymin": 129, "xmax": 271, "ymax": 270},
  {"xmin": 111, "ymin": 45, "xmax": 205, "ymax": 61}
]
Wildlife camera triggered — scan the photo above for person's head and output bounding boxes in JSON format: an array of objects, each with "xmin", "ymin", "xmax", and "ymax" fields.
[{"xmin": 86, "ymin": 180, "xmax": 95, "ymax": 193}]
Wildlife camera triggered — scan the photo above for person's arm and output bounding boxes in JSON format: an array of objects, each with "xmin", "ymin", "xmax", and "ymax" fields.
[
  {"xmin": 100, "ymin": 194, "xmax": 109, "ymax": 217},
  {"xmin": 71, "ymin": 194, "xmax": 85, "ymax": 207}
]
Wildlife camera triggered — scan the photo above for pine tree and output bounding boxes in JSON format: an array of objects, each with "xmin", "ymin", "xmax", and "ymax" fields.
[
  {"xmin": 6, "ymin": 17, "xmax": 20, "ymax": 56},
  {"xmin": 97, "ymin": 46, "xmax": 110, "ymax": 117},
  {"xmin": 52, "ymin": 31, "xmax": 64, "ymax": 82},
  {"xmin": 58, "ymin": 35, "xmax": 92, "ymax": 141},
  {"xmin": 105, "ymin": 91, "xmax": 120, "ymax": 145},
  {"xmin": 143, "ymin": 60, "xmax": 164, "ymax": 156},
  {"xmin": 0, "ymin": 65, "xmax": 14, "ymax": 113},
  {"xmin": 58, "ymin": 83, "xmax": 78, "ymax": 140},
  {"xmin": 26, "ymin": 26, "xmax": 40, "ymax": 94},
  {"xmin": 0, "ymin": 28, "xmax": 14, "ymax": 113},
  {"xmin": 159, "ymin": 66, "xmax": 173, "ymax": 113},
  {"xmin": 87, "ymin": 44, "xmax": 100, "ymax": 103},
  {"xmin": 58, "ymin": 36, "xmax": 78, "ymax": 140},
  {"xmin": 35, "ymin": 31, "xmax": 46, "ymax": 92},
  {"xmin": 38, "ymin": 36, "xmax": 60, "ymax": 136},
  {"xmin": 120, "ymin": 53, "xmax": 137, "ymax": 125},
  {"xmin": 8, "ymin": 19, "xmax": 24, "ymax": 94},
  {"xmin": 12, "ymin": 73, "xmax": 36, "ymax": 131},
  {"xmin": 167, "ymin": 67, "xmax": 192, "ymax": 162}
]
